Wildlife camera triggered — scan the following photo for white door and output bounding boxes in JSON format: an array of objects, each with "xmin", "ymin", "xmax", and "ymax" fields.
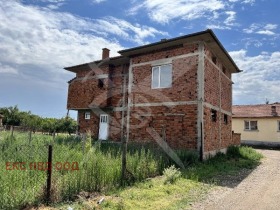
[{"xmin": 98, "ymin": 114, "xmax": 109, "ymax": 140}]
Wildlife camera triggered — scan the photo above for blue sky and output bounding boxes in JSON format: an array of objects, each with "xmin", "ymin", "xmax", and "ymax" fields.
[{"xmin": 0, "ymin": 0, "xmax": 279, "ymax": 118}]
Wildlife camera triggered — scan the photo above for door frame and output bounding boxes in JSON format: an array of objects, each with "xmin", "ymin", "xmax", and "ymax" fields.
[{"xmin": 98, "ymin": 114, "xmax": 109, "ymax": 140}]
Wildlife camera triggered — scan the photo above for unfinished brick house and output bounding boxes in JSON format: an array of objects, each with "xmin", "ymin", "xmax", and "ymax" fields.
[{"xmin": 65, "ymin": 29, "xmax": 241, "ymax": 158}]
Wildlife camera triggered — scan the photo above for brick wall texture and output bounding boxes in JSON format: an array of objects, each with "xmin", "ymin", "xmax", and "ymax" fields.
[{"xmin": 66, "ymin": 41, "xmax": 240, "ymax": 155}]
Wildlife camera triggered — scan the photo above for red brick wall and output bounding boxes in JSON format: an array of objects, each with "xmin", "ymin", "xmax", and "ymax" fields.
[
  {"xmin": 203, "ymin": 106, "xmax": 220, "ymax": 152},
  {"xmin": 69, "ymin": 42, "xmax": 235, "ymax": 154},
  {"xmin": 204, "ymin": 45, "xmax": 231, "ymax": 79},
  {"xmin": 221, "ymin": 114, "xmax": 232, "ymax": 148},
  {"xmin": 129, "ymin": 105, "xmax": 198, "ymax": 150},
  {"xmin": 203, "ymin": 45, "xmax": 234, "ymax": 152},
  {"xmin": 131, "ymin": 56, "xmax": 198, "ymax": 104},
  {"xmin": 232, "ymin": 132, "xmax": 241, "ymax": 145},
  {"xmin": 131, "ymin": 43, "xmax": 199, "ymax": 64},
  {"xmin": 68, "ymin": 77, "xmax": 110, "ymax": 109},
  {"xmin": 126, "ymin": 43, "xmax": 200, "ymax": 150},
  {"xmin": 204, "ymin": 59, "xmax": 220, "ymax": 107},
  {"xmin": 78, "ymin": 110, "xmax": 99, "ymax": 135},
  {"xmin": 221, "ymin": 74, "xmax": 232, "ymax": 112},
  {"xmin": 78, "ymin": 110, "xmax": 123, "ymax": 141},
  {"xmin": 67, "ymin": 64, "xmax": 128, "ymax": 109}
]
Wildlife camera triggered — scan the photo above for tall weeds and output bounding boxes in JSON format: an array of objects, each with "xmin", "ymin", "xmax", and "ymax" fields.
[{"xmin": 0, "ymin": 131, "xmax": 197, "ymax": 209}]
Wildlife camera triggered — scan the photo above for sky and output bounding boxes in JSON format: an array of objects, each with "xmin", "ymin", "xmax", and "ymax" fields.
[{"xmin": 0, "ymin": 0, "xmax": 279, "ymax": 118}]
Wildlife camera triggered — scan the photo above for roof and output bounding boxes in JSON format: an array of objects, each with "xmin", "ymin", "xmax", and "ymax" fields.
[
  {"xmin": 65, "ymin": 29, "xmax": 240, "ymax": 74},
  {"xmin": 64, "ymin": 56, "xmax": 129, "ymax": 73},
  {"xmin": 232, "ymin": 103, "xmax": 280, "ymax": 118},
  {"xmin": 119, "ymin": 29, "xmax": 241, "ymax": 73}
]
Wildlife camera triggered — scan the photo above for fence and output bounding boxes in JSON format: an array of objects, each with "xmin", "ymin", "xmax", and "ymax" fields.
[
  {"xmin": 0, "ymin": 131, "xmax": 88, "ymax": 209},
  {"xmin": 0, "ymin": 130, "xmax": 198, "ymax": 209}
]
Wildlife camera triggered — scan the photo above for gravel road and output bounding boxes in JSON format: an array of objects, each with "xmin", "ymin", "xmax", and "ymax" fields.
[{"xmin": 191, "ymin": 149, "xmax": 280, "ymax": 210}]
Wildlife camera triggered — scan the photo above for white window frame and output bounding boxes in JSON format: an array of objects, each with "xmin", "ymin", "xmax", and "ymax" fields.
[
  {"xmin": 244, "ymin": 120, "xmax": 258, "ymax": 131},
  {"xmin": 85, "ymin": 112, "xmax": 91, "ymax": 120},
  {"xmin": 151, "ymin": 64, "xmax": 172, "ymax": 89}
]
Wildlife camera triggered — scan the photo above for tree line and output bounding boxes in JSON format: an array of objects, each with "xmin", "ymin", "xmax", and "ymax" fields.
[{"xmin": 0, "ymin": 105, "xmax": 77, "ymax": 135}]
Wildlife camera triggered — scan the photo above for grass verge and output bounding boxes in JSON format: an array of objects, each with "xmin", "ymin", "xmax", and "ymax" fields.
[{"xmin": 46, "ymin": 146, "xmax": 263, "ymax": 210}]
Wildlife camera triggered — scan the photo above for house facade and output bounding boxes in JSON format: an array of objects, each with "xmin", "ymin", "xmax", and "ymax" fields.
[
  {"xmin": 232, "ymin": 103, "xmax": 280, "ymax": 146},
  {"xmin": 65, "ymin": 29, "xmax": 241, "ymax": 158}
]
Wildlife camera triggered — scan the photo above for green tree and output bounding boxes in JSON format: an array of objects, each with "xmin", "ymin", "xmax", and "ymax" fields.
[{"xmin": 0, "ymin": 106, "xmax": 20, "ymax": 137}]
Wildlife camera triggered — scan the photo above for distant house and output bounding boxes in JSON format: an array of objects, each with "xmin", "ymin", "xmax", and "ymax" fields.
[
  {"xmin": 232, "ymin": 103, "xmax": 280, "ymax": 146},
  {"xmin": 65, "ymin": 29, "xmax": 241, "ymax": 158}
]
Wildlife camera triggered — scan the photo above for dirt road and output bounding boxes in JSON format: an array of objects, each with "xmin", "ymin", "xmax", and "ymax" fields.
[{"xmin": 191, "ymin": 149, "xmax": 280, "ymax": 210}]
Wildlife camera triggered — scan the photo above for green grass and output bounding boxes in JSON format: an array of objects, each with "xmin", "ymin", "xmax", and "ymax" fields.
[
  {"xmin": 0, "ymin": 131, "xmax": 197, "ymax": 209},
  {"xmin": 184, "ymin": 146, "xmax": 263, "ymax": 182},
  {"xmin": 0, "ymin": 131, "xmax": 263, "ymax": 209},
  {"xmin": 48, "ymin": 145, "xmax": 263, "ymax": 210}
]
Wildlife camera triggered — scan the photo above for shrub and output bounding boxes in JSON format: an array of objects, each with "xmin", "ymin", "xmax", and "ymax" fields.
[{"xmin": 163, "ymin": 165, "xmax": 182, "ymax": 184}]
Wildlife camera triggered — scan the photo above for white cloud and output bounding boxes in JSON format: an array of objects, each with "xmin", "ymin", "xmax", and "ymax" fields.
[
  {"xmin": 243, "ymin": 23, "xmax": 278, "ymax": 36},
  {"xmin": 264, "ymin": 24, "xmax": 278, "ymax": 30},
  {"xmin": 0, "ymin": 1, "xmax": 166, "ymax": 74},
  {"xmin": 91, "ymin": 0, "xmax": 106, "ymax": 3},
  {"xmin": 242, "ymin": 0, "xmax": 255, "ymax": 4},
  {"xmin": 129, "ymin": 0, "xmax": 225, "ymax": 24},
  {"xmin": 0, "ymin": 2, "xmax": 122, "ymax": 70},
  {"xmin": 0, "ymin": 63, "xmax": 18, "ymax": 74},
  {"xmin": 256, "ymin": 30, "xmax": 275, "ymax": 36},
  {"xmin": 224, "ymin": 11, "xmax": 236, "ymax": 26},
  {"xmin": 242, "ymin": 38, "xmax": 263, "ymax": 48},
  {"xmin": 0, "ymin": 0, "xmax": 129, "ymax": 95},
  {"xmin": 228, "ymin": 0, "xmax": 255, "ymax": 4},
  {"xmin": 206, "ymin": 24, "xmax": 231, "ymax": 30},
  {"xmin": 92, "ymin": 17, "xmax": 168, "ymax": 45},
  {"xmin": 206, "ymin": 10, "xmax": 237, "ymax": 30},
  {"xmin": 231, "ymin": 50, "xmax": 280, "ymax": 104}
]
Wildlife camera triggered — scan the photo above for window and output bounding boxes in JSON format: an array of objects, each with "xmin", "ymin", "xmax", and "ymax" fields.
[
  {"xmin": 224, "ymin": 114, "xmax": 228, "ymax": 124},
  {"xmin": 98, "ymin": 79, "xmax": 104, "ymax": 89},
  {"xmin": 212, "ymin": 56, "xmax": 217, "ymax": 64},
  {"xmin": 211, "ymin": 109, "xmax": 217, "ymax": 122},
  {"xmin": 244, "ymin": 120, "xmax": 258, "ymax": 131},
  {"xmin": 152, "ymin": 64, "xmax": 172, "ymax": 89},
  {"xmin": 85, "ymin": 112, "xmax": 91, "ymax": 120},
  {"xmin": 278, "ymin": 121, "xmax": 280, "ymax": 132}
]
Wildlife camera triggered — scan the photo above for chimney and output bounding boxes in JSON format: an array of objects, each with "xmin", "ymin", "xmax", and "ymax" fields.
[
  {"xmin": 271, "ymin": 105, "xmax": 277, "ymax": 116},
  {"xmin": 102, "ymin": 48, "xmax": 110, "ymax": 59}
]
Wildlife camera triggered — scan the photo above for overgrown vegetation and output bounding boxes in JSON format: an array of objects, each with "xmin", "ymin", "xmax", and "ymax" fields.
[
  {"xmin": 52, "ymin": 145, "xmax": 263, "ymax": 210},
  {"xmin": 0, "ymin": 131, "xmax": 195, "ymax": 209},
  {"xmin": 0, "ymin": 130, "xmax": 263, "ymax": 209},
  {"xmin": 163, "ymin": 165, "xmax": 182, "ymax": 184},
  {"xmin": 184, "ymin": 146, "xmax": 263, "ymax": 182}
]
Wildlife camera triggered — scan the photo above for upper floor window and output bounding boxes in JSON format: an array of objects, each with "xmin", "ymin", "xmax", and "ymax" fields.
[
  {"xmin": 98, "ymin": 79, "xmax": 104, "ymax": 89},
  {"xmin": 278, "ymin": 121, "xmax": 280, "ymax": 132},
  {"xmin": 152, "ymin": 64, "xmax": 172, "ymax": 89},
  {"xmin": 224, "ymin": 114, "xmax": 228, "ymax": 124},
  {"xmin": 85, "ymin": 112, "xmax": 91, "ymax": 120},
  {"xmin": 244, "ymin": 120, "xmax": 258, "ymax": 131},
  {"xmin": 211, "ymin": 109, "xmax": 217, "ymax": 122}
]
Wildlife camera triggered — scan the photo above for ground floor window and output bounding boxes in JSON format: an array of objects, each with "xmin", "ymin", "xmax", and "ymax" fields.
[
  {"xmin": 85, "ymin": 112, "xmax": 91, "ymax": 120},
  {"xmin": 244, "ymin": 120, "xmax": 258, "ymax": 131}
]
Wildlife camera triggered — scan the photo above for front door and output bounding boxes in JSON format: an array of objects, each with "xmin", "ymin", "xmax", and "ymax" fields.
[{"xmin": 98, "ymin": 114, "xmax": 109, "ymax": 140}]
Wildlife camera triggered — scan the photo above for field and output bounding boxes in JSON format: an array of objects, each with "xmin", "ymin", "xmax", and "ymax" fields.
[{"xmin": 0, "ymin": 131, "xmax": 263, "ymax": 209}]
